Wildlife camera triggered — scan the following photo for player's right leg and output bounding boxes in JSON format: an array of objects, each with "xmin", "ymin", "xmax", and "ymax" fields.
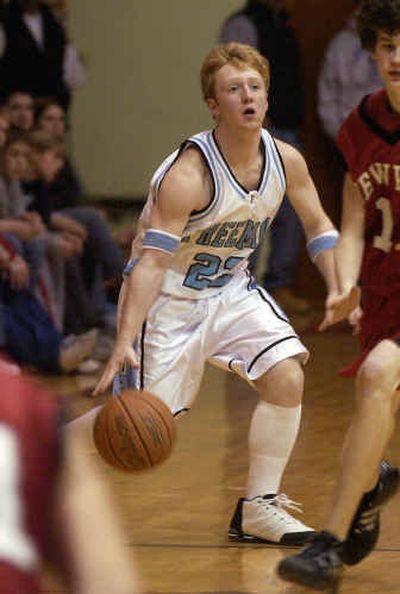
[{"xmin": 325, "ymin": 340, "xmax": 400, "ymax": 546}]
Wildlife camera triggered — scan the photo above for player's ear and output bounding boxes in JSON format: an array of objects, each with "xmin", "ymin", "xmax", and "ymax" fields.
[{"xmin": 207, "ymin": 98, "xmax": 219, "ymax": 121}]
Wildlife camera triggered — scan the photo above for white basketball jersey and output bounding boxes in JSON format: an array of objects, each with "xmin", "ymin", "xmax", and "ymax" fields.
[{"xmin": 130, "ymin": 128, "xmax": 286, "ymax": 299}]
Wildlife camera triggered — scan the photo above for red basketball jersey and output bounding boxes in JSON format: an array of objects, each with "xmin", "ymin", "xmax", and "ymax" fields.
[
  {"xmin": 0, "ymin": 359, "xmax": 62, "ymax": 594},
  {"xmin": 337, "ymin": 89, "xmax": 400, "ymax": 371}
]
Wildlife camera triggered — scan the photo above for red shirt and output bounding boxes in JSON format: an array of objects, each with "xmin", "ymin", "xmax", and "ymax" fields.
[
  {"xmin": 337, "ymin": 89, "xmax": 400, "ymax": 372},
  {"xmin": 0, "ymin": 359, "xmax": 62, "ymax": 593}
]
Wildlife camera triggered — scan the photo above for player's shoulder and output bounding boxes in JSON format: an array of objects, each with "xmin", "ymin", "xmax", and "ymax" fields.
[
  {"xmin": 154, "ymin": 141, "xmax": 212, "ymax": 214},
  {"xmin": 274, "ymin": 137, "xmax": 304, "ymax": 171},
  {"xmin": 338, "ymin": 89, "xmax": 386, "ymax": 155},
  {"xmin": 163, "ymin": 142, "xmax": 210, "ymax": 190},
  {"xmin": 344, "ymin": 88, "xmax": 385, "ymax": 130}
]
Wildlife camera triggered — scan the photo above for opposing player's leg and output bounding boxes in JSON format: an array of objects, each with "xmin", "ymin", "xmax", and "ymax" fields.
[
  {"xmin": 324, "ymin": 341, "xmax": 400, "ymax": 553},
  {"xmin": 277, "ymin": 339, "xmax": 400, "ymax": 589}
]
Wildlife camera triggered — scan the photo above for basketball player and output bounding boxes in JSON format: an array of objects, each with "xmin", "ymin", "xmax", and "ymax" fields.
[
  {"xmin": 278, "ymin": 0, "xmax": 400, "ymax": 589},
  {"xmin": 0, "ymin": 357, "xmax": 140, "ymax": 594},
  {"xmin": 92, "ymin": 42, "xmax": 351, "ymax": 546}
]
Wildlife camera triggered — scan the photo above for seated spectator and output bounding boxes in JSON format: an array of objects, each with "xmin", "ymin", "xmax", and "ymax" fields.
[
  {"xmin": 34, "ymin": 97, "xmax": 84, "ymax": 209},
  {"xmin": 0, "ymin": 131, "xmax": 46, "ymax": 288},
  {"xmin": 0, "ymin": 0, "xmax": 85, "ymax": 109},
  {"xmin": 24, "ymin": 131, "xmax": 124, "ymax": 346},
  {"xmin": 4, "ymin": 90, "xmax": 35, "ymax": 131},
  {"xmin": 32, "ymin": 109, "xmax": 126, "ymax": 336},
  {"xmin": 0, "ymin": 105, "xmax": 10, "ymax": 147},
  {"xmin": 0, "ymin": 268, "xmax": 98, "ymax": 374}
]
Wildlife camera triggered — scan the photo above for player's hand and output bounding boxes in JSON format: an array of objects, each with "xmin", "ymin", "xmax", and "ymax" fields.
[
  {"xmin": 92, "ymin": 342, "xmax": 138, "ymax": 396},
  {"xmin": 348, "ymin": 305, "xmax": 363, "ymax": 335},
  {"xmin": 319, "ymin": 286, "xmax": 361, "ymax": 332},
  {"xmin": 8, "ymin": 255, "xmax": 30, "ymax": 290}
]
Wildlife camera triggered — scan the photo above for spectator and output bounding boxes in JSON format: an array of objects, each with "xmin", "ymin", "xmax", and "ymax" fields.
[
  {"xmin": 0, "ymin": 131, "xmax": 46, "ymax": 288},
  {"xmin": 34, "ymin": 97, "xmax": 85, "ymax": 209},
  {"xmin": 0, "ymin": 135, "xmax": 97, "ymax": 374},
  {"xmin": 318, "ymin": 0, "xmax": 382, "ymax": 142},
  {"xmin": 25, "ymin": 130, "xmax": 124, "ymax": 343},
  {"xmin": 34, "ymin": 102, "xmax": 126, "ymax": 336},
  {"xmin": 220, "ymin": 0, "xmax": 310, "ymax": 314},
  {"xmin": 4, "ymin": 91, "xmax": 34, "ymax": 131},
  {"xmin": 0, "ymin": 0, "xmax": 85, "ymax": 109},
  {"xmin": 0, "ymin": 106, "xmax": 9, "ymax": 146},
  {"xmin": 23, "ymin": 130, "xmax": 89, "ymax": 332},
  {"xmin": 0, "ymin": 263, "xmax": 98, "ymax": 374}
]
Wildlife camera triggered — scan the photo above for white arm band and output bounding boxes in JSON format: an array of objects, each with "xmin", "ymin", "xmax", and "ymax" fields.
[
  {"xmin": 307, "ymin": 230, "xmax": 339, "ymax": 261},
  {"xmin": 142, "ymin": 228, "xmax": 180, "ymax": 254}
]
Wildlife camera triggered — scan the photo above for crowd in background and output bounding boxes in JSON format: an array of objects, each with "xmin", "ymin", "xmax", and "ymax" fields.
[{"xmin": 0, "ymin": 0, "xmax": 128, "ymax": 375}]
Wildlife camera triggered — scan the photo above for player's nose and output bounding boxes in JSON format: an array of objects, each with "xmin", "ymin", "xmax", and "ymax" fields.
[{"xmin": 242, "ymin": 85, "xmax": 252, "ymax": 101}]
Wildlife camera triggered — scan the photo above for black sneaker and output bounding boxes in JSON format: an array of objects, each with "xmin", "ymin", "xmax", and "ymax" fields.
[
  {"xmin": 342, "ymin": 460, "xmax": 400, "ymax": 566},
  {"xmin": 277, "ymin": 530, "xmax": 344, "ymax": 591}
]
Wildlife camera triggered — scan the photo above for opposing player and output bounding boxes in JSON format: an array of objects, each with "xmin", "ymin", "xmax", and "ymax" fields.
[
  {"xmin": 278, "ymin": 0, "xmax": 400, "ymax": 589},
  {"xmin": 93, "ymin": 42, "xmax": 343, "ymax": 545},
  {"xmin": 0, "ymin": 357, "xmax": 140, "ymax": 594}
]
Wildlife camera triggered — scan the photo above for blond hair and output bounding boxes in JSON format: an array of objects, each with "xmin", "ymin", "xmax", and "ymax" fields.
[{"xmin": 200, "ymin": 42, "xmax": 270, "ymax": 101}]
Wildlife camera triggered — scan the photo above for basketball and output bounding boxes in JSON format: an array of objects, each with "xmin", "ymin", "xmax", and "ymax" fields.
[{"xmin": 93, "ymin": 389, "xmax": 176, "ymax": 471}]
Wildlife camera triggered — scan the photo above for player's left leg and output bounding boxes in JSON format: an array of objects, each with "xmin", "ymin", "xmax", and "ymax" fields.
[
  {"xmin": 229, "ymin": 356, "xmax": 315, "ymax": 546},
  {"xmin": 210, "ymin": 272, "xmax": 312, "ymax": 545},
  {"xmin": 277, "ymin": 339, "xmax": 400, "ymax": 589}
]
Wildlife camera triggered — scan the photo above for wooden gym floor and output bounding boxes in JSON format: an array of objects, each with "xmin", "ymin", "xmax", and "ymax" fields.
[{"xmin": 41, "ymin": 312, "xmax": 400, "ymax": 594}]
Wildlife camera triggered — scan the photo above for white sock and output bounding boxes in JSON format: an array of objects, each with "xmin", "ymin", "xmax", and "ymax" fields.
[{"xmin": 246, "ymin": 401, "xmax": 302, "ymax": 499}]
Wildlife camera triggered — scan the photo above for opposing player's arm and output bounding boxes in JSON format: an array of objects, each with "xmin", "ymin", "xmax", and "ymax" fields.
[
  {"xmin": 277, "ymin": 140, "xmax": 338, "ymax": 294},
  {"xmin": 319, "ymin": 173, "xmax": 364, "ymax": 331},
  {"xmin": 336, "ymin": 172, "xmax": 365, "ymax": 292},
  {"xmin": 94, "ymin": 149, "xmax": 211, "ymax": 394},
  {"xmin": 54, "ymin": 425, "xmax": 142, "ymax": 594}
]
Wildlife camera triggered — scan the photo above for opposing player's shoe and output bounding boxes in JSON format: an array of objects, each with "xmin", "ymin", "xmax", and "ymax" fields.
[
  {"xmin": 342, "ymin": 460, "xmax": 400, "ymax": 566},
  {"xmin": 228, "ymin": 493, "xmax": 315, "ymax": 546},
  {"xmin": 277, "ymin": 530, "xmax": 344, "ymax": 591}
]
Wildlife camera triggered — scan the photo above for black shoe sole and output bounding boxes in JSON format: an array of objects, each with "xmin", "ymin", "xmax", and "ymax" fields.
[
  {"xmin": 228, "ymin": 529, "xmax": 315, "ymax": 546},
  {"xmin": 277, "ymin": 564, "xmax": 342, "ymax": 591}
]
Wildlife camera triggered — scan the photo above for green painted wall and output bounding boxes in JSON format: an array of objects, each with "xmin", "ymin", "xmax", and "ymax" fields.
[{"xmin": 69, "ymin": 1, "xmax": 242, "ymax": 198}]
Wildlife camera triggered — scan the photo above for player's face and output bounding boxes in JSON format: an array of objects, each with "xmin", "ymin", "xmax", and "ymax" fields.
[
  {"xmin": 207, "ymin": 64, "xmax": 268, "ymax": 130},
  {"xmin": 373, "ymin": 32, "xmax": 400, "ymax": 91}
]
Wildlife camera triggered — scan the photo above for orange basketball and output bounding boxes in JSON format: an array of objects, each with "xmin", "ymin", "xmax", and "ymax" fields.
[{"xmin": 93, "ymin": 389, "xmax": 176, "ymax": 471}]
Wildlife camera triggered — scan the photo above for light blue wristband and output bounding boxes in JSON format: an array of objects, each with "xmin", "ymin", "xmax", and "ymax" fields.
[
  {"xmin": 142, "ymin": 228, "xmax": 180, "ymax": 254},
  {"xmin": 307, "ymin": 230, "xmax": 339, "ymax": 260}
]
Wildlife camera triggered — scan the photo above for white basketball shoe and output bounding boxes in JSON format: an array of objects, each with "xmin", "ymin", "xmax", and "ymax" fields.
[{"xmin": 228, "ymin": 493, "xmax": 315, "ymax": 546}]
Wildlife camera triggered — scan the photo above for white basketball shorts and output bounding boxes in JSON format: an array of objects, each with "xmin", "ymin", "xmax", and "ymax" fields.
[{"xmin": 131, "ymin": 270, "xmax": 309, "ymax": 414}]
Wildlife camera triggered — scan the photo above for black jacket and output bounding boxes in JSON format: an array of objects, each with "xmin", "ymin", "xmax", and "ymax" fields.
[{"xmin": 0, "ymin": 0, "xmax": 69, "ymax": 107}]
